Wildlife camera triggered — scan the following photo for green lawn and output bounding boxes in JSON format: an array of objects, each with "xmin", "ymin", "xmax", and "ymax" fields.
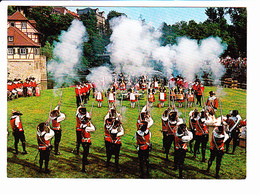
[{"xmin": 7, "ymin": 86, "xmax": 246, "ymax": 179}]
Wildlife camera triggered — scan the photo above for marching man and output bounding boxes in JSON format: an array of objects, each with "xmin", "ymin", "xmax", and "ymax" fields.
[
  {"xmin": 225, "ymin": 110, "xmax": 242, "ymax": 155},
  {"xmin": 50, "ymin": 102, "xmax": 65, "ymax": 155},
  {"xmin": 104, "ymin": 117, "xmax": 124, "ymax": 173},
  {"xmin": 174, "ymin": 123, "xmax": 193, "ymax": 179},
  {"xmin": 193, "ymin": 110, "xmax": 210, "ymax": 162},
  {"xmin": 10, "ymin": 110, "xmax": 27, "ymax": 154},
  {"xmin": 158, "ymin": 85, "xmax": 167, "ymax": 107},
  {"xmin": 206, "ymin": 124, "xmax": 229, "ymax": 179},
  {"xmin": 135, "ymin": 120, "xmax": 151, "ymax": 178},
  {"xmin": 137, "ymin": 105, "xmax": 153, "ymax": 130},
  {"xmin": 164, "ymin": 110, "xmax": 183, "ymax": 160},
  {"xmin": 80, "ymin": 115, "xmax": 95, "ymax": 172},
  {"xmin": 107, "ymin": 86, "xmax": 116, "ymax": 108},
  {"xmin": 95, "ymin": 90, "xmax": 103, "ymax": 108},
  {"xmin": 206, "ymin": 91, "xmax": 218, "ymax": 113},
  {"xmin": 75, "ymin": 105, "xmax": 88, "ymax": 154},
  {"xmin": 128, "ymin": 86, "xmax": 137, "ymax": 108},
  {"xmin": 37, "ymin": 122, "xmax": 55, "ymax": 173},
  {"xmin": 192, "ymin": 79, "xmax": 204, "ymax": 107}
]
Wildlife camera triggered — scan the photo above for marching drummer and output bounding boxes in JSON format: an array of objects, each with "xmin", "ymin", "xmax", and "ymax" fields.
[{"xmin": 158, "ymin": 85, "xmax": 167, "ymax": 108}]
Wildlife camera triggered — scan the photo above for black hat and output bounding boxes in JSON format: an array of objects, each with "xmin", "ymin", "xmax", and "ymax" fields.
[
  {"xmin": 12, "ymin": 110, "xmax": 23, "ymax": 116},
  {"xmin": 216, "ymin": 125, "xmax": 224, "ymax": 134},
  {"xmin": 168, "ymin": 111, "xmax": 177, "ymax": 121},
  {"xmin": 231, "ymin": 110, "xmax": 239, "ymax": 117},
  {"xmin": 177, "ymin": 123, "xmax": 187, "ymax": 136},
  {"xmin": 209, "ymin": 91, "xmax": 215, "ymax": 95},
  {"xmin": 37, "ymin": 123, "xmax": 46, "ymax": 132},
  {"xmin": 50, "ymin": 110, "xmax": 59, "ymax": 118},
  {"xmin": 139, "ymin": 120, "xmax": 148, "ymax": 131},
  {"xmin": 79, "ymin": 107, "xmax": 87, "ymax": 115}
]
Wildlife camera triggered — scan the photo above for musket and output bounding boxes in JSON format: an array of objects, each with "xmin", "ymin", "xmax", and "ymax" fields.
[
  {"xmin": 90, "ymin": 102, "xmax": 94, "ymax": 117},
  {"xmin": 58, "ymin": 87, "xmax": 64, "ymax": 110},
  {"xmin": 184, "ymin": 93, "xmax": 187, "ymax": 124},
  {"xmin": 46, "ymin": 98, "xmax": 54, "ymax": 126},
  {"xmin": 168, "ymin": 83, "xmax": 170, "ymax": 107},
  {"xmin": 219, "ymin": 97, "xmax": 223, "ymax": 124},
  {"xmin": 201, "ymin": 88, "xmax": 205, "ymax": 110}
]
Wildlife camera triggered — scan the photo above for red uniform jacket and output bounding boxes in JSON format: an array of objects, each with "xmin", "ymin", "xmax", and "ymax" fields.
[
  {"xmin": 175, "ymin": 135, "xmax": 188, "ymax": 150},
  {"xmin": 195, "ymin": 120, "xmax": 208, "ymax": 136},
  {"xmin": 10, "ymin": 116, "xmax": 23, "ymax": 132},
  {"xmin": 37, "ymin": 134, "xmax": 50, "ymax": 150},
  {"xmin": 136, "ymin": 130, "xmax": 150, "ymax": 150}
]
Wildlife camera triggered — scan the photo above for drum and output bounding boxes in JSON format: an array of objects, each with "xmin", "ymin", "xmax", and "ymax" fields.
[
  {"xmin": 35, "ymin": 87, "xmax": 40, "ymax": 96},
  {"xmin": 176, "ymin": 93, "xmax": 183, "ymax": 100},
  {"xmin": 159, "ymin": 92, "xmax": 165, "ymax": 100},
  {"xmin": 188, "ymin": 95, "xmax": 194, "ymax": 102},
  {"xmin": 17, "ymin": 88, "xmax": 23, "ymax": 96},
  {"xmin": 27, "ymin": 87, "xmax": 33, "ymax": 96},
  {"xmin": 148, "ymin": 94, "xmax": 154, "ymax": 102}
]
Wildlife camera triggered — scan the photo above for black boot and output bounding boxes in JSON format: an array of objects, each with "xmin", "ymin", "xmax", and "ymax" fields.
[{"xmin": 21, "ymin": 142, "xmax": 27, "ymax": 154}]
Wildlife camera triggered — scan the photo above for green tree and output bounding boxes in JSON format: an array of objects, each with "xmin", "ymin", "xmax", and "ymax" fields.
[
  {"xmin": 40, "ymin": 41, "xmax": 54, "ymax": 62},
  {"xmin": 27, "ymin": 6, "xmax": 74, "ymax": 46}
]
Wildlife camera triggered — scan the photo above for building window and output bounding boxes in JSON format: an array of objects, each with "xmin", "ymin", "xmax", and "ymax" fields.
[
  {"xmin": 20, "ymin": 48, "xmax": 27, "ymax": 55},
  {"xmin": 21, "ymin": 22, "xmax": 27, "ymax": 29},
  {"xmin": 35, "ymin": 48, "xmax": 40, "ymax": 55},
  {"xmin": 10, "ymin": 22, "xmax": 15, "ymax": 27},
  {"xmin": 7, "ymin": 48, "xmax": 13, "ymax": 55},
  {"xmin": 8, "ymin": 36, "xmax": 13, "ymax": 42}
]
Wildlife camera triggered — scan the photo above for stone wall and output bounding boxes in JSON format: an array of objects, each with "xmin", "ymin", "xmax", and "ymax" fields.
[{"xmin": 7, "ymin": 55, "xmax": 47, "ymax": 90}]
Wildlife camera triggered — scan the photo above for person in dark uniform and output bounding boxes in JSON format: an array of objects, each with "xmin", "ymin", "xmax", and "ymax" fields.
[
  {"xmin": 193, "ymin": 110, "xmax": 209, "ymax": 162},
  {"xmin": 80, "ymin": 115, "xmax": 95, "ymax": 172},
  {"xmin": 206, "ymin": 124, "xmax": 229, "ymax": 178},
  {"xmin": 50, "ymin": 103, "xmax": 65, "ymax": 155},
  {"xmin": 104, "ymin": 117, "xmax": 124, "ymax": 172},
  {"xmin": 225, "ymin": 110, "xmax": 242, "ymax": 154},
  {"xmin": 10, "ymin": 110, "xmax": 27, "ymax": 154},
  {"xmin": 37, "ymin": 122, "xmax": 54, "ymax": 173},
  {"xmin": 135, "ymin": 120, "xmax": 151, "ymax": 178},
  {"xmin": 174, "ymin": 123, "xmax": 193, "ymax": 179}
]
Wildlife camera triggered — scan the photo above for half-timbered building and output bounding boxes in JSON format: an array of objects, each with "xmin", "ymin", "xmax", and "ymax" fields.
[{"xmin": 7, "ymin": 10, "xmax": 47, "ymax": 90}]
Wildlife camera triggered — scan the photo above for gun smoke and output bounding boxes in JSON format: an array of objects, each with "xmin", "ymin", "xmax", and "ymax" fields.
[
  {"xmin": 47, "ymin": 19, "xmax": 88, "ymax": 88},
  {"xmin": 107, "ymin": 16, "xmax": 227, "ymax": 84}
]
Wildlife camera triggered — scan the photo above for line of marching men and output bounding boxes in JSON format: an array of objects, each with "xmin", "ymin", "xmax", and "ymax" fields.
[
  {"xmin": 9, "ymin": 89, "xmax": 246, "ymax": 178},
  {"xmin": 7, "ymin": 77, "xmax": 40, "ymax": 100}
]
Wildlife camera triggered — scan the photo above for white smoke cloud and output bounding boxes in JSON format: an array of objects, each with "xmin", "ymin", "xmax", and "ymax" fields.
[
  {"xmin": 47, "ymin": 20, "xmax": 88, "ymax": 88},
  {"xmin": 86, "ymin": 66, "xmax": 113, "ymax": 92},
  {"xmin": 107, "ymin": 16, "xmax": 227, "ymax": 85}
]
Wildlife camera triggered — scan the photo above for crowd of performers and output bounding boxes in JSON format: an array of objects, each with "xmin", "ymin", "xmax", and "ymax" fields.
[
  {"xmin": 9, "ymin": 73, "xmax": 247, "ymax": 179},
  {"xmin": 7, "ymin": 77, "xmax": 40, "ymax": 100}
]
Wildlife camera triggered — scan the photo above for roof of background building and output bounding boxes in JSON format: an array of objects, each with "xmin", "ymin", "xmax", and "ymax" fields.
[
  {"xmin": 8, "ymin": 26, "xmax": 41, "ymax": 47},
  {"xmin": 8, "ymin": 10, "xmax": 28, "ymax": 21}
]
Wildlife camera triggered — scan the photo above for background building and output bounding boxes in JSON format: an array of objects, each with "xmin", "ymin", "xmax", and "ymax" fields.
[{"xmin": 7, "ymin": 10, "xmax": 47, "ymax": 90}]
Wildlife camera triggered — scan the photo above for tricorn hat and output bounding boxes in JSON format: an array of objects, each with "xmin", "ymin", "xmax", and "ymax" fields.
[
  {"xmin": 37, "ymin": 123, "xmax": 46, "ymax": 132},
  {"xmin": 168, "ymin": 111, "xmax": 177, "ymax": 121},
  {"xmin": 209, "ymin": 91, "xmax": 215, "ymax": 95},
  {"xmin": 12, "ymin": 110, "xmax": 23, "ymax": 116},
  {"xmin": 50, "ymin": 110, "xmax": 59, "ymax": 118},
  {"xmin": 79, "ymin": 107, "xmax": 87, "ymax": 115},
  {"xmin": 139, "ymin": 120, "xmax": 148, "ymax": 131}
]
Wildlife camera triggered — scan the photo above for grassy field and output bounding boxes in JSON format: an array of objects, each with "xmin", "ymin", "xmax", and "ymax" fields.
[{"xmin": 7, "ymin": 86, "xmax": 246, "ymax": 179}]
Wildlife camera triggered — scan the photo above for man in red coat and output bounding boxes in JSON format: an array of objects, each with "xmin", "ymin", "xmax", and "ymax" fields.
[
  {"xmin": 206, "ymin": 124, "xmax": 229, "ymax": 178},
  {"xmin": 192, "ymin": 79, "xmax": 204, "ymax": 107},
  {"xmin": 135, "ymin": 120, "xmax": 151, "ymax": 178},
  {"xmin": 10, "ymin": 110, "xmax": 27, "ymax": 154}
]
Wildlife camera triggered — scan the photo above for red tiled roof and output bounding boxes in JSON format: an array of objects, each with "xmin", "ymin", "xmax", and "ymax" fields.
[
  {"xmin": 8, "ymin": 26, "xmax": 41, "ymax": 47},
  {"xmin": 67, "ymin": 10, "xmax": 79, "ymax": 18},
  {"xmin": 8, "ymin": 11, "xmax": 28, "ymax": 21}
]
